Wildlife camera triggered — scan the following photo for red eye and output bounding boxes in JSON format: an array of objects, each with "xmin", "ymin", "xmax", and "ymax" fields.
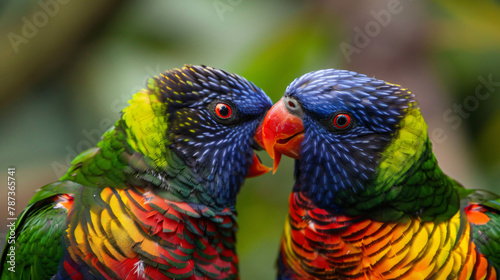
[
  {"xmin": 215, "ymin": 103, "xmax": 232, "ymax": 119},
  {"xmin": 333, "ymin": 113, "xmax": 351, "ymax": 129}
]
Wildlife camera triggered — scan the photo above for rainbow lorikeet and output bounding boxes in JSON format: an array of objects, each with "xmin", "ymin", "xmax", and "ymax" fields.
[
  {"xmin": 260, "ymin": 69, "xmax": 500, "ymax": 279},
  {"xmin": 0, "ymin": 65, "xmax": 272, "ymax": 280}
]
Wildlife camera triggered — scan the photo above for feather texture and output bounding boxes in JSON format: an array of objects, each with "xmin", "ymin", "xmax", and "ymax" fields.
[{"xmin": 278, "ymin": 191, "xmax": 498, "ymax": 279}]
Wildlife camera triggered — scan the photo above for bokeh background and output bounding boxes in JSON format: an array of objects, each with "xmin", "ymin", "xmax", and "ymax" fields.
[{"xmin": 1, "ymin": 0, "xmax": 500, "ymax": 278}]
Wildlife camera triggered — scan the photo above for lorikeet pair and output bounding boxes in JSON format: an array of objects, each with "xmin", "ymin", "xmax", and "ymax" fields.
[
  {"xmin": 1, "ymin": 66, "xmax": 499, "ymax": 279},
  {"xmin": 0, "ymin": 65, "xmax": 273, "ymax": 280}
]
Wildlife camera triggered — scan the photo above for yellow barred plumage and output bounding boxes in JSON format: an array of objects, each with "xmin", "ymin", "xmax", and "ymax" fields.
[
  {"xmin": 66, "ymin": 186, "xmax": 239, "ymax": 279},
  {"xmin": 281, "ymin": 192, "xmax": 497, "ymax": 279}
]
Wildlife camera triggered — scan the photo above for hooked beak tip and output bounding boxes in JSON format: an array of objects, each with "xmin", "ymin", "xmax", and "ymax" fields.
[
  {"xmin": 260, "ymin": 99, "xmax": 304, "ymax": 174},
  {"xmin": 246, "ymin": 153, "xmax": 271, "ymax": 178},
  {"xmin": 272, "ymin": 153, "xmax": 281, "ymax": 174}
]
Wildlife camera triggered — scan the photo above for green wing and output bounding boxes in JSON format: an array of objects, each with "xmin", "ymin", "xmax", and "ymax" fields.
[
  {"xmin": 463, "ymin": 188, "xmax": 500, "ymax": 268},
  {"xmin": 0, "ymin": 181, "xmax": 80, "ymax": 280}
]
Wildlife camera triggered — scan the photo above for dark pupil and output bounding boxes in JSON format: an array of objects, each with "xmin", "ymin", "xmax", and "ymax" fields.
[
  {"xmin": 336, "ymin": 115, "xmax": 347, "ymax": 126},
  {"xmin": 219, "ymin": 105, "xmax": 230, "ymax": 116},
  {"xmin": 288, "ymin": 101, "xmax": 296, "ymax": 108}
]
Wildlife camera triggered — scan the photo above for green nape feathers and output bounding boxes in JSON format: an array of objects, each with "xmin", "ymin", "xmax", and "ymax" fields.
[{"xmin": 0, "ymin": 65, "xmax": 272, "ymax": 280}]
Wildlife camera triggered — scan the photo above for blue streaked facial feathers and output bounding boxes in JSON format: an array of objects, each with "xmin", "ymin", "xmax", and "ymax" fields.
[
  {"xmin": 285, "ymin": 69, "xmax": 416, "ymax": 211},
  {"xmin": 154, "ymin": 65, "xmax": 272, "ymax": 205}
]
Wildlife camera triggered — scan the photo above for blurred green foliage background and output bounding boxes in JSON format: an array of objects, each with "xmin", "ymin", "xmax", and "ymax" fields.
[{"xmin": 1, "ymin": 0, "xmax": 500, "ymax": 278}]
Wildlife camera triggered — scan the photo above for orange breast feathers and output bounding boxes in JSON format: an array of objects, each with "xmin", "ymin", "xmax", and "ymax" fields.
[
  {"xmin": 64, "ymin": 187, "xmax": 238, "ymax": 279},
  {"xmin": 280, "ymin": 192, "xmax": 497, "ymax": 280}
]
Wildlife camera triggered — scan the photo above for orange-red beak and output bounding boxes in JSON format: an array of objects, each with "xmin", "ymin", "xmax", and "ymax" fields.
[
  {"xmin": 259, "ymin": 99, "xmax": 304, "ymax": 173},
  {"xmin": 246, "ymin": 123, "xmax": 272, "ymax": 178}
]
